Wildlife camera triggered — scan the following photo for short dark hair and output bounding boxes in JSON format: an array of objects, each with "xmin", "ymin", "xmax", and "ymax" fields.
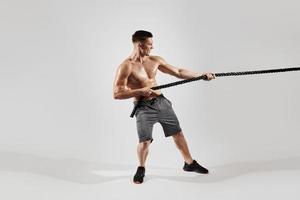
[{"xmin": 132, "ymin": 30, "xmax": 153, "ymax": 43}]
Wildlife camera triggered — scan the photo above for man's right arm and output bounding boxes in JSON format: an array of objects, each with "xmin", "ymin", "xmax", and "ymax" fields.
[{"xmin": 113, "ymin": 64, "xmax": 153, "ymax": 99}]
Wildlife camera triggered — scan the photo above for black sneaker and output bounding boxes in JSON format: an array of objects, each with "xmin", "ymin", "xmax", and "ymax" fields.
[
  {"xmin": 183, "ymin": 160, "xmax": 209, "ymax": 174},
  {"xmin": 133, "ymin": 166, "xmax": 145, "ymax": 184}
]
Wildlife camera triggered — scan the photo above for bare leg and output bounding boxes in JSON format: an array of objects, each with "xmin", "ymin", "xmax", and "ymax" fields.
[
  {"xmin": 134, "ymin": 140, "xmax": 151, "ymax": 184},
  {"xmin": 137, "ymin": 140, "xmax": 151, "ymax": 167},
  {"xmin": 172, "ymin": 131, "xmax": 193, "ymax": 164}
]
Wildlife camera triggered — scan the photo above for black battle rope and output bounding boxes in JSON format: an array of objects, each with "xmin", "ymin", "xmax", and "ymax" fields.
[{"xmin": 130, "ymin": 67, "xmax": 300, "ymax": 118}]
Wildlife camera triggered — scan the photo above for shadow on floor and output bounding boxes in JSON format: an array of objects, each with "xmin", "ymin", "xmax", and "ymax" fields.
[
  {"xmin": 0, "ymin": 151, "xmax": 132, "ymax": 184},
  {"xmin": 149, "ymin": 157, "xmax": 300, "ymax": 183},
  {"xmin": 1, "ymin": 151, "xmax": 300, "ymax": 184}
]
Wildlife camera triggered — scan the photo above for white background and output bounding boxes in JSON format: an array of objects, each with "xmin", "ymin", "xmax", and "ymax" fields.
[{"xmin": 1, "ymin": 0, "xmax": 300, "ymax": 176}]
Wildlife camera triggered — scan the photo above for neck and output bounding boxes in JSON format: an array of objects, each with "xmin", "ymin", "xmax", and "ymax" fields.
[{"xmin": 130, "ymin": 48, "xmax": 147, "ymax": 63}]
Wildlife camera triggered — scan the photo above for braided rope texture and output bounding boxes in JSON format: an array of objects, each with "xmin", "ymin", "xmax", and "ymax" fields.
[{"xmin": 130, "ymin": 67, "xmax": 300, "ymax": 117}]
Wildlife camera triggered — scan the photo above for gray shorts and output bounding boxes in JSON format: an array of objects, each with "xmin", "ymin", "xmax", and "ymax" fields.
[{"xmin": 134, "ymin": 94, "xmax": 182, "ymax": 143}]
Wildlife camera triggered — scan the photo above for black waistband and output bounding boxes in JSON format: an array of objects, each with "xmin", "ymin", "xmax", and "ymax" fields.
[{"xmin": 133, "ymin": 94, "xmax": 164, "ymax": 105}]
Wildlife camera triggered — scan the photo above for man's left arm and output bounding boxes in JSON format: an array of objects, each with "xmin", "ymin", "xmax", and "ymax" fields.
[{"xmin": 156, "ymin": 56, "xmax": 215, "ymax": 80}]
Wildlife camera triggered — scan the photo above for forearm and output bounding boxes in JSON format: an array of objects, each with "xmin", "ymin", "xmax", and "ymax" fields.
[
  {"xmin": 177, "ymin": 68, "xmax": 200, "ymax": 79},
  {"xmin": 114, "ymin": 88, "xmax": 142, "ymax": 100}
]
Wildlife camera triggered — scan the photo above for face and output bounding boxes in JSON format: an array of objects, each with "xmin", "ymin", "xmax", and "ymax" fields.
[{"xmin": 139, "ymin": 38, "xmax": 153, "ymax": 56}]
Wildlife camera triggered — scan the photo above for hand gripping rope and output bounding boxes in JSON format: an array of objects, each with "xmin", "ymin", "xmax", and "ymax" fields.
[{"xmin": 130, "ymin": 67, "xmax": 300, "ymax": 118}]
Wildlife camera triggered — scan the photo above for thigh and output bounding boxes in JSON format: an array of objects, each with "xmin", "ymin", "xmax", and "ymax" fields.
[
  {"xmin": 136, "ymin": 106, "xmax": 158, "ymax": 142},
  {"xmin": 158, "ymin": 97, "xmax": 182, "ymax": 137}
]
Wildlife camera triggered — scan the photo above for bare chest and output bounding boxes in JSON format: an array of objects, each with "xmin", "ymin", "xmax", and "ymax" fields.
[{"xmin": 128, "ymin": 62, "xmax": 158, "ymax": 88}]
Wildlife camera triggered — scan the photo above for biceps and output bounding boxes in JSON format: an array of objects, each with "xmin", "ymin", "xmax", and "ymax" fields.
[
  {"xmin": 114, "ymin": 77, "xmax": 128, "ymax": 94},
  {"xmin": 114, "ymin": 67, "xmax": 129, "ymax": 91},
  {"xmin": 158, "ymin": 64, "xmax": 180, "ymax": 76}
]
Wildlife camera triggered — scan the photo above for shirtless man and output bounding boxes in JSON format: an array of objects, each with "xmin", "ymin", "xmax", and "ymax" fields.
[{"xmin": 113, "ymin": 30, "xmax": 215, "ymax": 184}]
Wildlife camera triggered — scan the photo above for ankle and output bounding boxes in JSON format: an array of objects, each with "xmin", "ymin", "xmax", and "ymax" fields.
[{"xmin": 185, "ymin": 159, "xmax": 194, "ymax": 165}]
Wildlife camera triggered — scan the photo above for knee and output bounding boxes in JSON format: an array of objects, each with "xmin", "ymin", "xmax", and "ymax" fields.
[
  {"xmin": 173, "ymin": 131, "xmax": 184, "ymax": 140},
  {"xmin": 138, "ymin": 141, "xmax": 150, "ymax": 151},
  {"xmin": 173, "ymin": 132, "xmax": 185, "ymax": 148}
]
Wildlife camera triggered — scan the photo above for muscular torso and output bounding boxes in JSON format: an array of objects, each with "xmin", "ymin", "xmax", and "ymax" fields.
[{"xmin": 126, "ymin": 56, "xmax": 162, "ymax": 100}]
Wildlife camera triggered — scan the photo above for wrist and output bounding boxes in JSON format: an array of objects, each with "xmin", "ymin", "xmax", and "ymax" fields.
[
  {"xmin": 137, "ymin": 88, "xmax": 144, "ymax": 96},
  {"xmin": 195, "ymin": 72, "xmax": 201, "ymax": 77}
]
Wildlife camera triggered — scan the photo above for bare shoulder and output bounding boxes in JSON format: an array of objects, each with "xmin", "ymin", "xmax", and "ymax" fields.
[
  {"xmin": 120, "ymin": 58, "xmax": 132, "ymax": 67},
  {"xmin": 149, "ymin": 55, "xmax": 167, "ymax": 64},
  {"xmin": 118, "ymin": 58, "xmax": 132, "ymax": 72}
]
